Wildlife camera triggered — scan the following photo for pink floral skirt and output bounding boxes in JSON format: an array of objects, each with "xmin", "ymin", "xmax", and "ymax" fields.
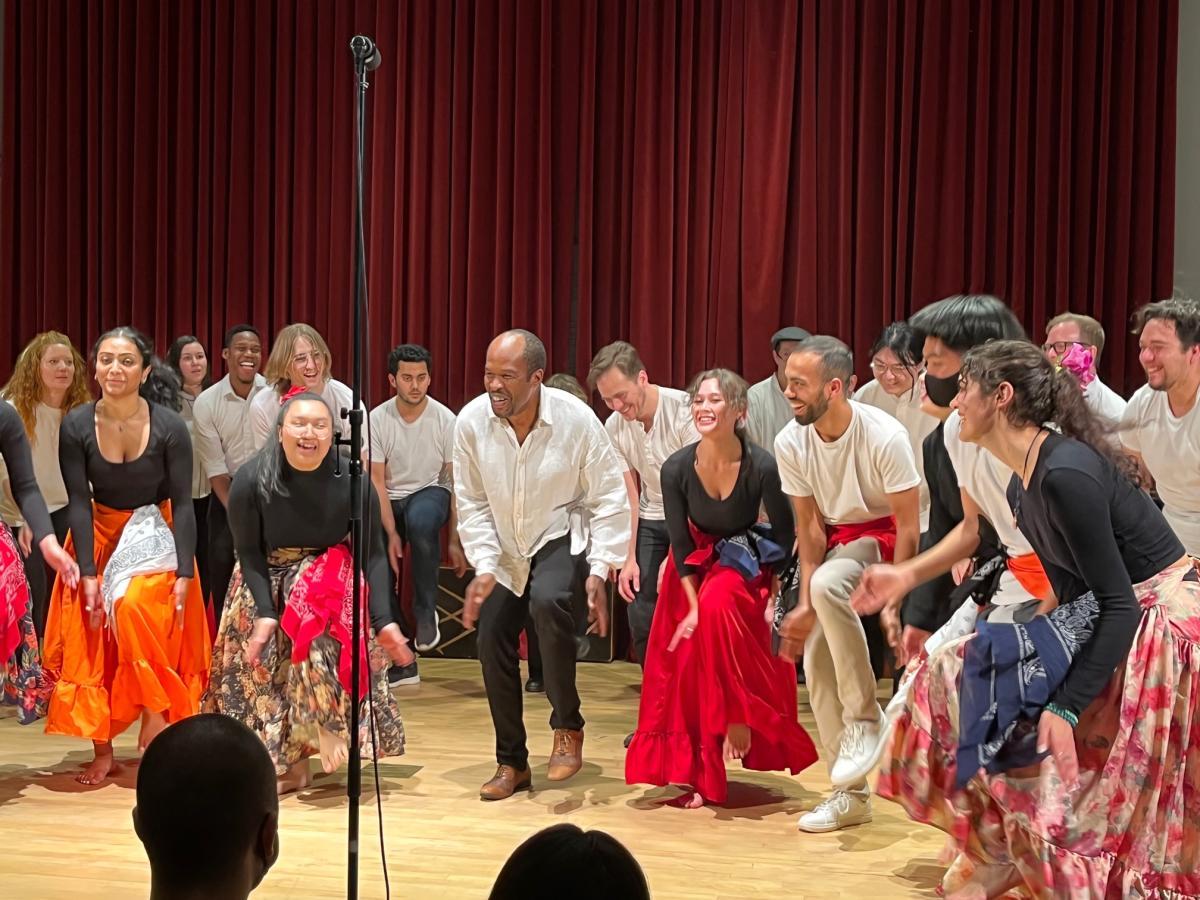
[{"xmin": 880, "ymin": 560, "xmax": 1200, "ymax": 898}]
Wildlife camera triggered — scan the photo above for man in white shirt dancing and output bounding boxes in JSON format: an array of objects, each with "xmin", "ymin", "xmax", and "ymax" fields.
[
  {"xmin": 454, "ymin": 329, "xmax": 630, "ymax": 800},
  {"xmin": 774, "ymin": 336, "xmax": 921, "ymax": 833},
  {"xmin": 588, "ymin": 341, "xmax": 698, "ymax": 668}
]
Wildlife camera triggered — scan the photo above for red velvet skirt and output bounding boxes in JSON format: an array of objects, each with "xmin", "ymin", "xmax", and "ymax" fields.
[{"xmin": 625, "ymin": 529, "xmax": 818, "ymax": 804}]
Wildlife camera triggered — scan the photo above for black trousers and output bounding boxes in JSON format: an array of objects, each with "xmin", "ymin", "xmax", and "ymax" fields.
[
  {"xmin": 625, "ymin": 518, "xmax": 671, "ymax": 666},
  {"xmin": 17, "ymin": 506, "xmax": 70, "ymax": 640},
  {"xmin": 207, "ymin": 494, "xmax": 236, "ymax": 621},
  {"xmin": 525, "ymin": 552, "xmax": 588, "ymax": 680},
  {"xmin": 192, "ymin": 496, "xmax": 211, "ymax": 607},
  {"xmin": 478, "ymin": 535, "xmax": 584, "ymax": 770}
]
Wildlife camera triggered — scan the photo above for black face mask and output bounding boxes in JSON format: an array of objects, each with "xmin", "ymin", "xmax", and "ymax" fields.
[{"xmin": 924, "ymin": 370, "xmax": 961, "ymax": 408}]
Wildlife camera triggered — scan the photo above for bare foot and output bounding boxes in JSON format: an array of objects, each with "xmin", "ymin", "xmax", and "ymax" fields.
[
  {"xmin": 277, "ymin": 759, "xmax": 312, "ymax": 795},
  {"xmin": 138, "ymin": 710, "xmax": 169, "ymax": 753},
  {"xmin": 667, "ymin": 787, "xmax": 706, "ymax": 808},
  {"xmin": 77, "ymin": 743, "xmax": 117, "ymax": 785},
  {"xmin": 723, "ymin": 723, "xmax": 751, "ymax": 761},
  {"xmin": 317, "ymin": 726, "xmax": 349, "ymax": 774}
]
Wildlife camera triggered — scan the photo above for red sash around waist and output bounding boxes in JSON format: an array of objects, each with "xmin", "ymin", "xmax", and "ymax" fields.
[{"xmin": 825, "ymin": 515, "xmax": 897, "ymax": 562}]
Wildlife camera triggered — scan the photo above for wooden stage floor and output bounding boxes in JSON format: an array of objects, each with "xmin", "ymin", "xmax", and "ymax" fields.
[{"xmin": 0, "ymin": 658, "xmax": 946, "ymax": 898}]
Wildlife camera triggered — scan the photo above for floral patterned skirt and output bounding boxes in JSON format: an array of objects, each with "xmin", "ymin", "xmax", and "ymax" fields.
[
  {"xmin": 879, "ymin": 560, "xmax": 1200, "ymax": 898},
  {"xmin": 202, "ymin": 549, "xmax": 404, "ymax": 774},
  {"xmin": 1, "ymin": 522, "xmax": 46, "ymax": 725}
]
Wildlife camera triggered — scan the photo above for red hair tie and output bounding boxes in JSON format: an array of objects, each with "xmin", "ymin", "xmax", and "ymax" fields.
[{"xmin": 280, "ymin": 384, "xmax": 309, "ymax": 406}]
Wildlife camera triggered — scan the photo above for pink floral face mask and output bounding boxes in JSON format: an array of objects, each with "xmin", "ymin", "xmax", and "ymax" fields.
[{"xmin": 1058, "ymin": 342, "xmax": 1095, "ymax": 388}]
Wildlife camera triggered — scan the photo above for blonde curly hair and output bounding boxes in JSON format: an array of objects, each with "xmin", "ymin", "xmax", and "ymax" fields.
[{"xmin": 1, "ymin": 332, "xmax": 92, "ymax": 442}]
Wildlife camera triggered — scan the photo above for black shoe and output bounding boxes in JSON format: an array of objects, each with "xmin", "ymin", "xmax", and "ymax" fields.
[
  {"xmin": 389, "ymin": 663, "xmax": 420, "ymax": 687},
  {"xmin": 525, "ymin": 677, "xmax": 545, "ymax": 693},
  {"xmin": 623, "ymin": 732, "xmax": 634, "ymax": 749}
]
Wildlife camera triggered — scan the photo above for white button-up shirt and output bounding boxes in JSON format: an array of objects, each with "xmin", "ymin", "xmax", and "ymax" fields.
[
  {"xmin": 453, "ymin": 386, "xmax": 631, "ymax": 596},
  {"xmin": 192, "ymin": 374, "xmax": 268, "ymax": 479}
]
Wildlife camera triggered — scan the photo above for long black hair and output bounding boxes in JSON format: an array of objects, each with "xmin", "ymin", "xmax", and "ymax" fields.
[
  {"xmin": 868, "ymin": 321, "xmax": 923, "ymax": 399},
  {"xmin": 92, "ymin": 326, "xmax": 181, "ymax": 412},
  {"xmin": 960, "ymin": 340, "xmax": 1140, "ymax": 485},
  {"xmin": 255, "ymin": 391, "xmax": 334, "ymax": 503}
]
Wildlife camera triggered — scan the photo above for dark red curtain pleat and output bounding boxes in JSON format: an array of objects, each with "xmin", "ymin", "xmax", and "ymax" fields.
[{"xmin": 0, "ymin": 0, "xmax": 1178, "ymax": 402}]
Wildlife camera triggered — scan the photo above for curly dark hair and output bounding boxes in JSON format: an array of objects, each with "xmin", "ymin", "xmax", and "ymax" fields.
[{"xmin": 960, "ymin": 340, "xmax": 1141, "ymax": 486}]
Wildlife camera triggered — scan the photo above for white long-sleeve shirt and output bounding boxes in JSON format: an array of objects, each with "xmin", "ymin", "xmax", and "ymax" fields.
[
  {"xmin": 192, "ymin": 374, "xmax": 268, "ymax": 480},
  {"xmin": 453, "ymin": 386, "xmax": 631, "ymax": 596}
]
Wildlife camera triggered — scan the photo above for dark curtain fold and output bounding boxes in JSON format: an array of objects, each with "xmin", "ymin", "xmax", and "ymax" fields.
[{"xmin": 1, "ymin": 1, "xmax": 1177, "ymax": 404}]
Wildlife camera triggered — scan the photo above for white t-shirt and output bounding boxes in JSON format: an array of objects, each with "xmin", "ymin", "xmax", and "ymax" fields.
[
  {"xmin": 746, "ymin": 375, "xmax": 794, "ymax": 456},
  {"xmin": 249, "ymin": 377, "xmax": 359, "ymax": 450},
  {"xmin": 605, "ymin": 386, "xmax": 698, "ymax": 521},
  {"xmin": 942, "ymin": 412, "xmax": 1033, "ymax": 557},
  {"xmin": 1084, "ymin": 377, "xmax": 1127, "ymax": 429},
  {"xmin": 369, "ymin": 396, "xmax": 457, "ymax": 500},
  {"xmin": 774, "ymin": 401, "xmax": 921, "ymax": 525},
  {"xmin": 853, "ymin": 379, "xmax": 939, "ymax": 529},
  {"xmin": 1121, "ymin": 383, "xmax": 1200, "ymax": 555}
]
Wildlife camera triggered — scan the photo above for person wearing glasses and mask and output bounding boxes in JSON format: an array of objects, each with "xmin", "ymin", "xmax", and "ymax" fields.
[{"xmin": 1042, "ymin": 313, "xmax": 1127, "ymax": 428}]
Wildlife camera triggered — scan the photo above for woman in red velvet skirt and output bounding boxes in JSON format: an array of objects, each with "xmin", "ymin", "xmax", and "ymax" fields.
[{"xmin": 625, "ymin": 368, "xmax": 817, "ymax": 807}]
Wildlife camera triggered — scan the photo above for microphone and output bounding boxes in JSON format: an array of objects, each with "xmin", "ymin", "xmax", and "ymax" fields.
[{"xmin": 350, "ymin": 35, "xmax": 382, "ymax": 71}]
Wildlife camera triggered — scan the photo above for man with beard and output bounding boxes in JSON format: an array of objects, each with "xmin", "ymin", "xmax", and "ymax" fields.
[
  {"xmin": 369, "ymin": 344, "xmax": 468, "ymax": 685},
  {"xmin": 773, "ymin": 336, "xmax": 922, "ymax": 833},
  {"xmin": 746, "ymin": 326, "xmax": 812, "ymax": 454},
  {"xmin": 193, "ymin": 324, "xmax": 267, "ymax": 619},
  {"xmin": 1121, "ymin": 297, "xmax": 1200, "ymax": 555},
  {"xmin": 453, "ymin": 329, "xmax": 630, "ymax": 800}
]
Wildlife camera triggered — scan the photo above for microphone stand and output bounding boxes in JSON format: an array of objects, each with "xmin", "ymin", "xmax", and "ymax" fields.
[{"xmin": 338, "ymin": 34, "xmax": 378, "ymax": 900}]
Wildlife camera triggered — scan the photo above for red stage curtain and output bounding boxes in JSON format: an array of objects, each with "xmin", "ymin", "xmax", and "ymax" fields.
[{"xmin": 1, "ymin": 1, "xmax": 1177, "ymax": 402}]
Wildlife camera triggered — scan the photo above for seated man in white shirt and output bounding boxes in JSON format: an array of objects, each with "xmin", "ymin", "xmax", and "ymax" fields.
[
  {"xmin": 192, "ymin": 325, "xmax": 267, "ymax": 619},
  {"xmin": 773, "ymin": 336, "xmax": 921, "ymax": 834},
  {"xmin": 1121, "ymin": 297, "xmax": 1200, "ymax": 556},
  {"xmin": 454, "ymin": 330, "xmax": 630, "ymax": 801},
  {"xmin": 746, "ymin": 326, "xmax": 811, "ymax": 454},
  {"xmin": 587, "ymin": 341, "xmax": 698, "ymax": 670},
  {"xmin": 370, "ymin": 344, "xmax": 468, "ymax": 681},
  {"xmin": 1042, "ymin": 312, "xmax": 1127, "ymax": 427}
]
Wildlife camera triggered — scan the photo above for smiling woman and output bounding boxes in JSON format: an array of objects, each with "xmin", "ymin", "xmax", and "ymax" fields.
[
  {"xmin": 205, "ymin": 391, "xmax": 410, "ymax": 794},
  {"xmin": 43, "ymin": 325, "xmax": 210, "ymax": 786}
]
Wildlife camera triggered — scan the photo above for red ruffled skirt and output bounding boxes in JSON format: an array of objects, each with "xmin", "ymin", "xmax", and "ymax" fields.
[{"xmin": 625, "ymin": 528, "xmax": 817, "ymax": 804}]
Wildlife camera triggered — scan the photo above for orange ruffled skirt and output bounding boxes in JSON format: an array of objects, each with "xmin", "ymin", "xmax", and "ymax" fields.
[{"xmin": 42, "ymin": 502, "xmax": 211, "ymax": 742}]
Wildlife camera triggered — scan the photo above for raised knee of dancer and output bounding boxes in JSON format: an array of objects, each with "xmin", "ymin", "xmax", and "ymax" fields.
[{"xmin": 807, "ymin": 564, "xmax": 855, "ymax": 611}]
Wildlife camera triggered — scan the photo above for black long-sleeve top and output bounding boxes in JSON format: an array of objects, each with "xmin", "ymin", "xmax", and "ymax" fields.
[
  {"xmin": 0, "ymin": 403, "xmax": 54, "ymax": 542},
  {"xmin": 59, "ymin": 402, "xmax": 196, "ymax": 578},
  {"xmin": 661, "ymin": 435, "xmax": 795, "ymax": 578},
  {"xmin": 904, "ymin": 422, "xmax": 1001, "ymax": 632},
  {"xmin": 227, "ymin": 450, "xmax": 394, "ymax": 631},
  {"xmin": 1009, "ymin": 433, "xmax": 1184, "ymax": 716}
]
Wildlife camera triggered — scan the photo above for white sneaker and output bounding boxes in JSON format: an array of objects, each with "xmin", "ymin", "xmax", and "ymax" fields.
[
  {"xmin": 829, "ymin": 707, "xmax": 887, "ymax": 789},
  {"xmin": 797, "ymin": 789, "xmax": 873, "ymax": 833}
]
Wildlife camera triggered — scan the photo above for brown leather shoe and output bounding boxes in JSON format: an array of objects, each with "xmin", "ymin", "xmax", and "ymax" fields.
[
  {"xmin": 546, "ymin": 728, "xmax": 584, "ymax": 781},
  {"xmin": 480, "ymin": 765, "xmax": 532, "ymax": 801}
]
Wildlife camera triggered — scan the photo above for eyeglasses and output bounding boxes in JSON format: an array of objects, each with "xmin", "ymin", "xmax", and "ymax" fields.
[
  {"xmin": 870, "ymin": 361, "xmax": 915, "ymax": 378},
  {"xmin": 1042, "ymin": 340, "xmax": 1084, "ymax": 355}
]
